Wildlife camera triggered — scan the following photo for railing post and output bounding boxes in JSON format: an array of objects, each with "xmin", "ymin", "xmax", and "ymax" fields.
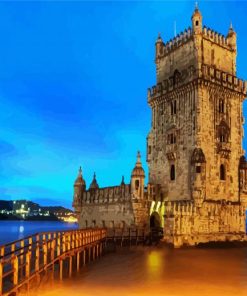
[
  {"xmin": 28, "ymin": 237, "xmax": 32, "ymax": 251},
  {"xmin": 43, "ymin": 242, "xmax": 47, "ymax": 267},
  {"xmin": 57, "ymin": 233, "xmax": 61, "ymax": 257},
  {"xmin": 13, "ymin": 255, "xmax": 19, "ymax": 287},
  {"xmin": 62, "ymin": 234, "xmax": 66, "ymax": 254},
  {"xmin": 0, "ymin": 260, "xmax": 3, "ymax": 295},
  {"xmin": 35, "ymin": 235, "xmax": 40, "ymax": 272},
  {"xmin": 20, "ymin": 240, "xmax": 24, "ymax": 276},
  {"xmin": 77, "ymin": 252, "xmax": 80, "ymax": 272},
  {"xmin": 25, "ymin": 251, "xmax": 30, "ymax": 278},
  {"xmin": 83, "ymin": 250, "xmax": 86, "ymax": 266},
  {"xmin": 0, "ymin": 246, "xmax": 4, "ymax": 258},
  {"xmin": 59, "ymin": 260, "xmax": 63, "ymax": 281},
  {"xmin": 69, "ymin": 256, "xmax": 72, "ymax": 277}
]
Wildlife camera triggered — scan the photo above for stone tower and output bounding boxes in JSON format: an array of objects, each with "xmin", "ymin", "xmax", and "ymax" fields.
[
  {"xmin": 131, "ymin": 151, "xmax": 145, "ymax": 199},
  {"xmin": 147, "ymin": 6, "xmax": 247, "ymax": 247},
  {"xmin": 72, "ymin": 166, "xmax": 86, "ymax": 213}
]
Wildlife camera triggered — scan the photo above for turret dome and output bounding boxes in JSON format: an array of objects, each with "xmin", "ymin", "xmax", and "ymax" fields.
[
  {"xmin": 74, "ymin": 166, "xmax": 86, "ymax": 187},
  {"xmin": 131, "ymin": 151, "xmax": 145, "ymax": 178}
]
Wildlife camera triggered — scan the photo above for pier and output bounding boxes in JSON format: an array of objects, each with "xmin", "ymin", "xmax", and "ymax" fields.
[{"xmin": 0, "ymin": 227, "xmax": 157, "ymax": 296}]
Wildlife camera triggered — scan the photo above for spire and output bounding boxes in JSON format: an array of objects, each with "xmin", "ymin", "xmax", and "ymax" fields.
[
  {"xmin": 89, "ymin": 172, "xmax": 99, "ymax": 190},
  {"xmin": 121, "ymin": 175, "xmax": 125, "ymax": 185},
  {"xmin": 78, "ymin": 166, "xmax": 82, "ymax": 176},
  {"xmin": 74, "ymin": 165, "xmax": 86, "ymax": 187},
  {"xmin": 191, "ymin": 1, "xmax": 202, "ymax": 33},
  {"xmin": 228, "ymin": 21, "xmax": 235, "ymax": 35},
  {"xmin": 136, "ymin": 151, "xmax": 141, "ymax": 166},
  {"xmin": 156, "ymin": 32, "xmax": 162, "ymax": 43},
  {"xmin": 131, "ymin": 151, "xmax": 145, "ymax": 178}
]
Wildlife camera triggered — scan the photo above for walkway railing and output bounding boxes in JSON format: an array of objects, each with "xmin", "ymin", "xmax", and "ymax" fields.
[{"xmin": 0, "ymin": 228, "xmax": 106, "ymax": 296}]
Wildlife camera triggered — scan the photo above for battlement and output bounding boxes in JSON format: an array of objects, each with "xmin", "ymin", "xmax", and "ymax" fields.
[
  {"xmin": 81, "ymin": 184, "xmax": 132, "ymax": 204},
  {"xmin": 165, "ymin": 201, "xmax": 195, "ymax": 216},
  {"xmin": 157, "ymin": 27, "xmax": 193, "ymax": 60},
  {"xmin": 164, "ymin": 200, "xmax": 245, "ymax": 217},
  {"xmin": 147, "ymin": 64, "xmax": 246, "ymax": 103},
  {"xmin": 202, "ymin": 26, "xmax": 233, "ymax": 50},
  {"xmin": 201, "ymin": 64, "xmax": 247, "ymax": 94}
]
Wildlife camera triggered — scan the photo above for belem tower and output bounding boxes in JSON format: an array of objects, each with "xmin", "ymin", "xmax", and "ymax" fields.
[{"xmin": 73, "ymin": 6, "xmax": 247, "ymax": 247}]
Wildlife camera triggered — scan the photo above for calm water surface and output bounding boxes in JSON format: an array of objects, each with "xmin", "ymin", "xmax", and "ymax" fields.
[
  {"xmin": 38, "ymin": 245, "xmax": 247, "ymax": 296},
  {"xmin": 0, "ymin": 221, "xmax": 78, "ymax": 245}
]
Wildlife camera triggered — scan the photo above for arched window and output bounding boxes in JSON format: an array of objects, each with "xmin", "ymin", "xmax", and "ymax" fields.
[
  {"xmin": 135, "ymin": 180, "xmax": 139, "ymax": 190},
  {"xmin": 170, "ymin": 165, "xmax": 175, "ymax": 181},
  {"xmin": 220, "ymin": 164, "xmax": 226, "ymax": 180},
  {"xmin": 174, "ymin": 100, "xmax": 177, "ymax": 114}
]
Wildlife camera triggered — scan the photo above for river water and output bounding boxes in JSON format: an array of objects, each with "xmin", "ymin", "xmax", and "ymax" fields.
[
  {"xmin": 38, "ymin": 245, "xmax": 247, "ymax": 296},
  {"xmin": 0, "ymin": 221, "xmax": 78, "ymax": 245}
]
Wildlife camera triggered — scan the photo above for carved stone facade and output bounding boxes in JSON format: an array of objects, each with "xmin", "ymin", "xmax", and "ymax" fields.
[
  {"xmin": 73, "ymin": 6, "xmax": 247, "ymax": 247},
  {"xmin": 73, "ymin": 152, "xmax": 150, "ymax": 229},
  {"xmin": 147, "ymin": 6, "xmax": 247, "ymax": 247}
]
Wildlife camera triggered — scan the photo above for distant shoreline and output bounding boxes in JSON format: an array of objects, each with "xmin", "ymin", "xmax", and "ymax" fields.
[{"xmin": 0, "ymin": 213, "xmax": 61, "ymax": 222}]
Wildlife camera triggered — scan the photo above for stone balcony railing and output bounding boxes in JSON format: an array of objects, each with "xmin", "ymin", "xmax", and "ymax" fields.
[{"xmin": 217, "ymin": 142, "xmax": 231, "ymax": 153}]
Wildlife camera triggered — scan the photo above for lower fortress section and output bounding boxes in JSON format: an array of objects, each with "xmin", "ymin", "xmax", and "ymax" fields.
[
  {"xmin": 162, "ymin": 201, "xmax": 246, "ymax": 247},
  {"xmin": 73, "ymin": 152, "xmax": 151, "ymax": 230},
  {"xmin": 77, "ymin": 185, "xmax": 150, "ymax": 229}
]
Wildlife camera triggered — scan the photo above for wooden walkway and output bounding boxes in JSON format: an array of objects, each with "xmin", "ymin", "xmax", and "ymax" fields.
[
  {"xmin": 0, "ymin": 227, "xmax": 157, "ymax": 296},
  {"xmin": 105, "ymin": 227, "xmax": 150, "ymax": 246},
  {"xmin": 0, "ymin": 228, "xmax": 106, "ymax": 296}
]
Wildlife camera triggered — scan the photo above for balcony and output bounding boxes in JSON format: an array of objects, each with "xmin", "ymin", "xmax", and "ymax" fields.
[{"xmin": 217, "ymin": 142, "xmax": 231, "ymax": 158}]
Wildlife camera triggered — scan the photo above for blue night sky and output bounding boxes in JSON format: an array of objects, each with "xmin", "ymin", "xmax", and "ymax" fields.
[{"xmin": 0, "ymin": 0, "xmax": 247, "ymax": 209}]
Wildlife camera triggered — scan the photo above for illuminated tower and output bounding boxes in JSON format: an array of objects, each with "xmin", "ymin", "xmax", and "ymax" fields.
[{"xmin": 147, "ymin": 6, "xmax": 247, "ymax": 247}]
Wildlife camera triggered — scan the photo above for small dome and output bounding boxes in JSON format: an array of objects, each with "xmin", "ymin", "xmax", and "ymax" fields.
[
  {"xmin": 156, "ymin": 32, "xmax": 163, "ymax": 43},
  {"xmin": 89, "ymin": 172, "xmax": 99, "ymax": 190},
  {"xmin": 131, "ymin": 151, "xmax": 145, "ymax": 178},
  {"xmin": 228, "ymin": 22, "xmax": 236, "ymax": 36},
  {"xmin": 191, "ymin": 3, "xmax": 202, "ymax": 19},
  {"xmin": 74, "ymin": 166, "xmax": 86, "ymax": 187}
]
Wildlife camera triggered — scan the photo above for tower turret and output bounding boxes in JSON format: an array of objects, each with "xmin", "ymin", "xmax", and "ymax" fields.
[
  {"xmin": 73, "ymin": 166, "xmax": 86, "ymax": 210},
  {"xmin": 131, "ymin": 151, "xmax": 145, "ymax": 199},
  {"xmin": 227, "ymin": 23, "xmax": 237, "ymax": 51},
  {"xmin": 155, "ymin": 33, "xmax": 163, "ymax": 62},
  {"xmin": 191, "ymin": 3, "xmax": 202, "ymax": 34}
]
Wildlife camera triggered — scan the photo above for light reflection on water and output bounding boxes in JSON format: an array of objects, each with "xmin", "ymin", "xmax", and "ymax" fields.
[
  {"xmin": 0, "ymin": 221, "xmax": 78, "ymax": 244},
  {"xmin": 38, "ymin": 245, "xmax": 247, "ymax": 296}
]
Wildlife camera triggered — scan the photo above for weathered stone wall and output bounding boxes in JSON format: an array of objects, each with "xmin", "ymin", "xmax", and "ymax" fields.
[{"xmin": 163, "ymin": 201, "xmax": 246, "ymax": 247}]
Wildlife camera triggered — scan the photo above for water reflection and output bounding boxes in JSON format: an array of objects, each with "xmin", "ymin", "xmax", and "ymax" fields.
[
  {"xmin": 37, "ymin": 245, "xmax": 247, "ymax": 296},
  {"xmin": 146, "ymin": 250, "xmax": 163, "ymax": 279},
  {"xmin": 0, "ymin": 221, "xmax": 78, "ymax": 244}
]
